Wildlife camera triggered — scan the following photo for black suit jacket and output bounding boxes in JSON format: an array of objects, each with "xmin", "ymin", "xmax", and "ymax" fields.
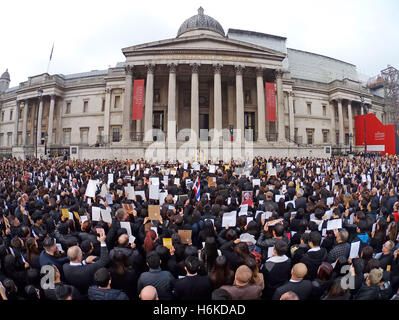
[
  {"xmin": 63, "ymin": 244, "xmax": 109, "ymax": 295},
  {"xmin": 272, "ymin": 279, "xmax": 313, "ymax": 300},
  {"xmin": 173, "ymin": 275, "xmax": 213, "ymax": 300}
]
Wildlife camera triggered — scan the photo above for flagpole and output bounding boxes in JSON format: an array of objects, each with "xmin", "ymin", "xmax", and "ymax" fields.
[{"xmin": 47, "ymin": 42, "xmax": 54, "ymax": 74}]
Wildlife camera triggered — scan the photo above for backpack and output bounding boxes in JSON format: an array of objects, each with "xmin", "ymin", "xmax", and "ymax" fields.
[{"xmin": 249, "ymin": 244, "xmax": 263, "ymax": 267}]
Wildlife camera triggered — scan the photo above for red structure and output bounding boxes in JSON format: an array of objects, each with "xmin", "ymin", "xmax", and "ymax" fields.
[{"xmin": 355, "ymin": 113, "xmax": 399, "ymax": 155}]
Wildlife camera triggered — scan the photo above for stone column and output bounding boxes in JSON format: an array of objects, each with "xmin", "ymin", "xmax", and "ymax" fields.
[
  {"xmin": 337, "ymin": 98, "xmax": 344, "ymax": 145},
  {"xmin": 227, "ymin": 82, "xmax": 235, "ymax": 128},
  {"xmin": 330, "ymin": 101, "xmax": 336, "ymax": 145},
  {"xmin": 190, "ymin": 63, "xmax": 199, "ymax": 143},
  {"xmin": 360, "ymin": 104, "xmax": 364, "ymax": 115},
  {"xmin": 37, "ymin": 98, "xmax": 44, "ymax": 145},
  {"xmin": 104, "ymin": 88, "xmax": 112, "ymax": 143},
  {"xmin": 288, "ymin": 92, "xmax": 295, "ymax": 142},
  {"xmin": 47, "ymin": 95, "xmax": 55, "ymax": 146},
  {"xmin": 276, "ymin": 69, "xmax": 285, "ymax": 142},
  {"xmin": 13, "ymin": 101, "xmax": 20, "ymax": 146},
  {"xmin": 122, "ymin": 65, "xmax": 134, "ymax": 143},
  {"xmin": 213, "ymin": 64, "xmax": 223, "ymax": 143},
  {"xmin": 347, "ymin": 100, "xmax": 353, "ymax": 141},
  {"xmin": 167, "ymin": 63, "xmax": 177, "ymax": 145},
  {"xmin": 256, "ymin": 67, "xmax": 266, "ymax": 143},
  {"xmin": 22, "ymin": 101, "xmax": 28, "ymax": 145},
  {"xmin": 143, "ymin": 64, "xmax": 155, "ymax": 143},
  {"xmin": 235, "ymin": 65, "xmax": 245, "ymax": 143}
]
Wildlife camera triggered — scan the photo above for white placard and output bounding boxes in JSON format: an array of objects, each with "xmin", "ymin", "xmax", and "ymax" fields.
[
  {"xmin": 100, "ymin": 207, "xmax": 112, "ymax": 224},
  {"xmin": 222, "ymin": 211, "xmax": 237, "ymax": 227},
  {"xmin": 349, "ymin": 241, "xmax": 361, "ymax": 259},
  {"xmin": 326, "ymin": 197, "xmax": 334, "ymax": 206},
  {"xmin": 193, "ymin": 162, "xmax": 200, "ymax": 171},
  {"xmin": 150, "ymin": 177, "xmax": 160, "ymax": 185},
  {"xmin": 125, "ymin": 186, "xmax": 135, "ymax": 200},
  {"xmin": 129, "ymin": 235, "xmax": 136, "ymax": 244},
  {"xmin": 209, "ymin": 165, "xmax": 216, "ymax": 174},
  {"xmin": 324, "ymin": 210, "xmax": 333, "ymax": 220},
  {"xmin": 262, "ymin": 211, "xmax": 273, "ymax": 221},
  {"xmin": 91, "ymin": 207, "xmax": 101, "ymax": 221},
  {"xmin": 252, "ymin": 179, "xmax": 261, "ymax": 187},
  {"xmin": 327, "ymin": 219, "xmax": 342, "ymax": 231},
  {"xmin": 159, "ymin": 191, "xmax": 168, "ymax": 206},
  {"xmin": 85, "ymin": 180, "xmax": 97, "ymax": 198},
  {"xmin": 246, "ymin": 217, "xmax": 253, "ymax": 225},
  {"xmin": 149, "ymin": 185, "xmax": 160, "ymax": 200},
  {"xmin": 269, "ymin": 168, "xmax": 277, "ymax": 176},
  {"xmin": 120, "ymin": 222, "xmax": 132, "ymax": 236},
  {"xmin": 174, "ymin": 178, "xmax": 180, "ymax": 185},
  {"xmin": 239, "ymin": 204, "xmax": 248, "ymax": 216}
]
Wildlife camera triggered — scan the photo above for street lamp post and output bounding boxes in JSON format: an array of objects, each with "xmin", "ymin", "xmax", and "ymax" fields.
[
  {"xmin": 35, "ymin": 88, "xmax": 43, "ymax": 159},
  {"xmin": 349, "ymin": 133, "xmax": 353, "ymax": 154}
]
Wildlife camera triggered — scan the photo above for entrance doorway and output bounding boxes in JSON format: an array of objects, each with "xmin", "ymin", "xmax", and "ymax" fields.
[
  {"xmin": 199, "ymin": 114, "xmax": 209, "ymax": 141},
  {"xmin": 244, "ymin": 112, "xmax": 255, "ymax": 141}
]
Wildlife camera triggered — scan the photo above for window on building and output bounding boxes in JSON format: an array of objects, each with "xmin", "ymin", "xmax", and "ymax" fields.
[
  {"xmin": 10, "ymin": 110, "xmax": 13, "ymax": 121},
  {"xmin": 80, "ymin": 128, "xmax": 89, "ymax": 145},
  {"xmin": 98, "ymin": 127, "xmax": 104, "ymax": 143},
  {"xmin": 1, "ymin": 112, "xmax": 4, "ymax": 122},
  {"xmin": 26, "ymin": 132, "xmax": 31, "ymax": 145},
  {"xmin": 335, "ymin": 107, "xmax": 339, "ymax": 118},
  {"xmin": 83, "ymin": 100, "xmax": 88, "ymax": 113},
  {"xmin": 114, "ymin": 96, "xmax": 121, "ymax": 109},
  {"xmin": 322, "ymin": 105, "xmax": 327, "ymax": 117},
  {"xmin": 19, "ymin": 109, "xmax": 23, "ymax": 120},
  {"xmin": 307, "ymin": 103, "xmax": 312, "ymax": 115},
  {"xmin": 306, "ymin": 130, "xmax": 314, "ymax": 145},
  {"xmin": 285, "ymin": 126, "xmax": 289, "ymax": 140},
  {"xmin": 112, "ymin": 127, "xmax": 121, "ymax": 142},
  {"xmin": 154, "ymin": 89, "xmax": 160, "ymax": 103},
  {"xmin": 293, "ymin": 100, "xmax": 296, "ymax": 114},
  {"xmin": 52, "ymin": 130, "xmax": 56, "ymax": 145},
  {"xmin": 7, "ymin": 132, "xmax": 12, "ymax": 146},
  {"xmin": 63, "ymin": 129, "xmax": 71, "ymax": 145},
  {"xmin": 0, "ymin": 133, "xmax": 3, "ymax": 146},
  {"xmin": 294, "ymin": 128, "xmax": 299, "ymax": 141},
  {"xmin": 65, "ymin": 102, "xmax": 71, "ymax": 114},
  {"xmin": 336, "ymin": 131, "xmax": 339, "ymax": 145},
  {"xmin": 322, "ymin": 130, "xmax": 329, "ymax": 144},
  {"xmin": 101, "ymin": 99, "xmax": 105, "ymax": 112}
]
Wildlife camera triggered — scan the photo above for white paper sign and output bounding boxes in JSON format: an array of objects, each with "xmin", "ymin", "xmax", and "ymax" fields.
[
  {"xmin": 135, "ymin": 190, "xmax": 146, "ymax": 201},
  {"xmin": 327, "ymin": 197, "xmax": 334, "ymax": 206},
  {"xmin": 209, "ymin": 165, "xmax": 216, "ymax": 174},
  {"xmin": 150, "ymin": 177, "xmax": 160, "ymax": 186},
  {"xmin": 125, "ymin": 186, "xmax": 135, "ymax": 200},
  {"xmin": 91, "ymin": 207, "xmax": 101, "ymax": 221},
  {"xmin": 349, "ymin": 241, "xmax": 361, "ymax": 259},
  {"xmin": 85, "ymin": 180, "xmax": 97, "ymax": 198},
  {"xmin": 275, "ymin": 195, "xmax": 285, "ymax": 202},
  {"xmin": 253, "ymin": 179, "xmax": 261, "ymax": 187},
  {"xmin": 159, "ymin": 191, "xmax": 168, "ymax": 206},
  {"xmin": 108, "ymin": 174, "xmax": 114, "ymax": 187},
  {"xmin": 149, "ymin": 185, "xmax": 160, "ymax": 200},
  {"xmin": 222, "ymin": 211, "xmax": 237, "ymax": 227},
  {"xmin": 327, "ymin": 219, "xmax": 342, "ymax": 231},
  {"xmin": 285, "ymin": 200, "xmax": 296, "ymax": 209},
  {"xmin": 100, "ymin": 207, "xmax": 112, "ymax": 224},
  {"xmin": 120, "ymin": 222, "xmax": 132, "ymax": 236}
]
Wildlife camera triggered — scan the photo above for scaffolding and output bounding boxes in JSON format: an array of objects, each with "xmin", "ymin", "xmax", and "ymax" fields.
[{"xmin": 381, "ymin": 65, "xmax": 399, "ymax": 124}]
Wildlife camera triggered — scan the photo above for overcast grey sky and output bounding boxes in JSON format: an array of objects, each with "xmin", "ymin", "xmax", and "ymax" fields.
[{"xmin": 1, "ymin": 0, "xmax": 398, "ymax": 87}]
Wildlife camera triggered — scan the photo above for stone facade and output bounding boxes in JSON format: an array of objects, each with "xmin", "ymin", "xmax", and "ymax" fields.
[{"xmin": 0, "ymin": 8, "xmax": 386, "ymax": 160}]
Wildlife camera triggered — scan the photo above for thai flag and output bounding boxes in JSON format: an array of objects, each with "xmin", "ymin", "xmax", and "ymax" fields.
[
  {"xmin": 72, "ymin": 185, "xmax": 79, "ymax": 195},
  {"xmin": 194, "ymin": 176, "xmax": 201, "ymax": 202}
]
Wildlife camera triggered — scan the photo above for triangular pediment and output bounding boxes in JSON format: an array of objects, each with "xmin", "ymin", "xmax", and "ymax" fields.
[{"xmin": 122, "ymin": 34, "xmax": 285, "ymax": 60}]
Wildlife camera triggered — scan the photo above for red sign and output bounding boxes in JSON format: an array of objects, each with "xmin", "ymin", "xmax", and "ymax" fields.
[
  {"xmin": 355, "ymin": 113, "xmax": 397, "ymax": 155},
  {"xmin": 266, "ymin": 83, "xmax": 276, "ymax": 122},
  {"xmin": 132, "ymin": 79, "xmax": 144, "ymax": 120}
]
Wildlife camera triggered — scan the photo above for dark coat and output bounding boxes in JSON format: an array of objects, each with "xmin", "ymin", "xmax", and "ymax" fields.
[
  {"xmin": 272, "ymin": 279, "xmax": 313, "ymax": 300},
  {"xmin": 88, "ymin": 286, "xmax": 129, "ymax": 300},
  {"xmin": 300, "ymin": 248, "xmax": 328, "ymax": 281},
  {"xmin": 173, "ymin": 275, "xmax": 213, "ymax": 300},
  {"xmin": 137, "ymin": 268, "xmax": 176, "ymax": 300}
]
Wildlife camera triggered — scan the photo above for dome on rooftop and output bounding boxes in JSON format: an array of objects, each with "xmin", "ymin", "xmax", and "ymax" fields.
[
  {"xmin": 1, "ymin": 69, "xmax": 10, "ymax": 81},
  {"xmin": 177, "ymin": 7, "xmax": 225, "ymax": 38}
]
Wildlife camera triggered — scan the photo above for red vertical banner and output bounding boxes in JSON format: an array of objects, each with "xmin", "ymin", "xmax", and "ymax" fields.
[
  {"xmin": 266, "ymin": 82, "xmax": 276, "ymax": 122},
  {"xmin": 132, "ymin": 79, "xmax": 144, "ymax": 120}
]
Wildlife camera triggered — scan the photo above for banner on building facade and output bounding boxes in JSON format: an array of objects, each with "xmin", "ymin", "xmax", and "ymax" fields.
[
  {"xmin": 265, "ymin": 82, "xmax": 276, "ymax": 122},
  {"xmin": 354, "ymin": 113, "xmax": 398, "ymax": 155},
  {"xmin": 132, "ymin": 79, "xmax": 145, "ymax": 120}
]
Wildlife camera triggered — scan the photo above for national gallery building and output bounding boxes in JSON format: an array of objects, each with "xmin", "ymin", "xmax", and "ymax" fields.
[{"xmin": 0, "ymin": 8, "xmax": 386, "ymax": 160}]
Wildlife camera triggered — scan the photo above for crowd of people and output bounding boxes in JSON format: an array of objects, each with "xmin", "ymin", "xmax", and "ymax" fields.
[{"xmin": 1, "ymin": 153, "xmax": 399, "ymax": 300}]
